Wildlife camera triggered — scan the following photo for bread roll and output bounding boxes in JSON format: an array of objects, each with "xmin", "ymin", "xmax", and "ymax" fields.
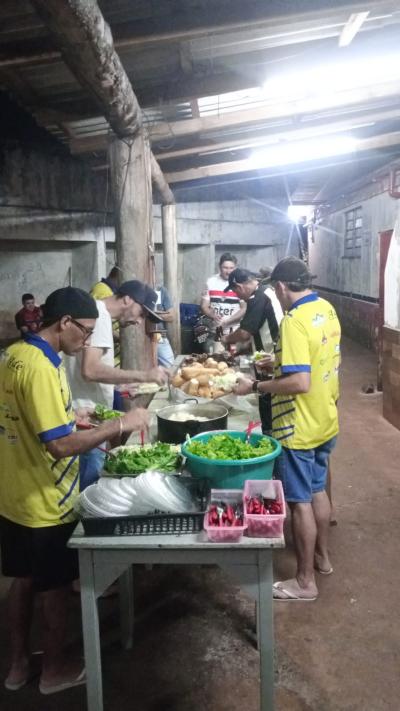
[
  {"xmin": 204, "ymin": 358, "xmax": 218, "ymax": 368},
  {"xmin": 180, "ymin": 380, "xmax": 192, "ymax": 393},
  {"xmin": 198, "ymin": 385, "xmax": 211, "ymax": 398},
  {"xmin": 197, "ymin": 373, "xmax": 212, "ymax": 386},
  {"xmin": 181, "ymin": 366, "xmax": 205, "ymax": 381},
  {"xmin": 171, "ymin": 374, "xmax": 185, "ymax": 388}
]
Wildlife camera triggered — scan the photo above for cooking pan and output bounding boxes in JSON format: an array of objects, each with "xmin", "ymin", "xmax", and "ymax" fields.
[{"xmin": 157, "ymin": 400, "xmax": 228, "ymax": 444}]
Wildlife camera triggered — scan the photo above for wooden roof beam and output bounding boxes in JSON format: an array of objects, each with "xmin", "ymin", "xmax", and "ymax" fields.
[
  {"xmin": 164, "ymin": 130, "xmax": 400, "ymax": 184},
  {"xmin": 84, "ymin": 104, "xmax": 400, "ymax": 172},
  {"xmin": 68, "ymin": 79, "xmax": 400, "ymax": 155}
]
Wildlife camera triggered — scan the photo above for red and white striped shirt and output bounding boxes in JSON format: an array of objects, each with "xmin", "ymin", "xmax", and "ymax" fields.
[{"xmin": 203, "ymin": 274, "xmax": 242, "ymax": 334}]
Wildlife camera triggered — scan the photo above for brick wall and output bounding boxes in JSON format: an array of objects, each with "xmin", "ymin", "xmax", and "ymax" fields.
[{"xmin": 382, "ymin": 326, "xmax": 400, "ymax": 430}]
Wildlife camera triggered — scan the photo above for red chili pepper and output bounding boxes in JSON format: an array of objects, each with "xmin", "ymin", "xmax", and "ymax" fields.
[{"xmin": 226, "ymin": 505, "xmax": 235, "ymax": 526}]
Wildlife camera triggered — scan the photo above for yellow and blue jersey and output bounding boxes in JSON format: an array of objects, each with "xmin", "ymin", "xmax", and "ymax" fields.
[
  {"xmin": 0, "ymin": 334, "xmax": 79, "ymax": 527},
  {"xmin": 271, "ymin": 293, "xmax": 340, "ymax": 449},
  {"xmin": 90, "ymin": 279, "xmax": 114, "ymax": 300}
]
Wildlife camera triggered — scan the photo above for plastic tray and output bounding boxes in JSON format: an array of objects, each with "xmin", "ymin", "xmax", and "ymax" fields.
[
  {"xmin": 81, "ymin": 511, "xmax": 205, "ymax": 537},
  {"xmin": 203, "ymin": 488, "xmax": 247, "ymax": 543},
  {"xmin": 243, "ymin": 480, "xmax": 286, "ymax": 538}
]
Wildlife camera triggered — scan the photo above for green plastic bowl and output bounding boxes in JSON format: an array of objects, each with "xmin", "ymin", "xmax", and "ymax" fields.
[{"xmin": 181, "ymin": 430, "xmax": 282, "ymax": 489}]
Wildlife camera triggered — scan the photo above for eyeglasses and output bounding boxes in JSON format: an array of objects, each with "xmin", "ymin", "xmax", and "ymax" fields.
[{"xmin": 68, "ymin": 318, "xmax": 94, "ymax": 339}]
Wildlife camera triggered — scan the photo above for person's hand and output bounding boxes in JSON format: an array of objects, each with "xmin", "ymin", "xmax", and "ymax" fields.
[
  {"xmin": 255, "ymin": 354, "xmax": 275, "ymax": 373},
  {"xmin": 121, "ymin": 383, "xmax": 139, "ymax": 397},
  {"xmin": 74, "ymin": 407, "xmax": 95, "ymax": 426},
  {"xmin": 233, "ymin": 377, "xmax": 253, "ymax": 396},
  {"xmin": 121, "ymin": 408, "xmax": 150, "ymax": 433},
  {"xmin": 143, "ymin": 366, "xmax": 170, "ymax": 385}
]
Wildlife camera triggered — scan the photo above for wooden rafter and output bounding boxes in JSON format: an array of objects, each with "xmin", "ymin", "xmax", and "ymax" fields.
[
  {"xmin": 164, "ymin": 131, "xmax": 400, "ymax": 183},
  {"xmin": 68, "ymin": 79, "xmax": 400, "ymax": 156}
]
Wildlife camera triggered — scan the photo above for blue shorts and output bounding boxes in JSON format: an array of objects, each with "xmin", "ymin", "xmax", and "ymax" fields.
[
  {"xmin": 274, "ymin": 436, "xmax": 337, "ymax": 503},
  {"xmin": 79, "ymin": 448, "xmax": 106, "ymax": 491}
]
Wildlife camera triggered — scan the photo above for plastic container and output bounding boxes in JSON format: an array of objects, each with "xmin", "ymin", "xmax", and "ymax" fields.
[
  {"xmin": 179, "ymin": 303, "xmax": 201, "ymax": 326},
  {"xmin": 81, "ymin": 511, "xmax": 205, "ymax": 537},
  {"xmin": 204, "ymin": 489, "xmax": 247, "ymax": 543},
  {"xmin": 243, "ymin": 479, "xmax": 286, "ymax": 538},
  {"xmin": 181, "ymin": 430, "xmax": 282, "ymax": 489}
]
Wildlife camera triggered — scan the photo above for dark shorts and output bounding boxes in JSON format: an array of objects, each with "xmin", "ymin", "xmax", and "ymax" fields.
[
  {"xmin": 274, "ymin": 436, "xmax": 337, "ymax": 503},
  {"xmin": 0, "ymin": 517, "xmax": 78, "ymax": 592}
]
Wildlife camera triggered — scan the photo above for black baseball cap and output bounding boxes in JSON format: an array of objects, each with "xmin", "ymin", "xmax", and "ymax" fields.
[
  {"xmin": 269, "ymin": 257, "xmax": 316, "ymax": 285},
  {"xmin": 42, "ymin": 287, "xmax": 99, "ymax": 320},
  {"xmin": 117, "ymin": 280, "xmax": 163, "ymax": 323},
  {"xmin": 223, "ymin": 268, "xmax": 258, "ymax": 292}
]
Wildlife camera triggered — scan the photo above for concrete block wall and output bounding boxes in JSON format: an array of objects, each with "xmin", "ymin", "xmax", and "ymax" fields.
[
  {"xmin": 309, "ymin": 169, "xmax": 399, "ymax": 348},
  {"xmin": 310, "ymin": 191, "xmax": 398, "ymax": 299},
  {"xmin": 0, "ymin": 243, "xmax": 72, "ymax": 341}
]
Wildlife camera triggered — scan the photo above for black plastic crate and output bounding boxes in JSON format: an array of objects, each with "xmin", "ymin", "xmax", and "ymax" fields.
[{"xmin": 81, "ymin": 510, "xmax": 205, "ymax": 536}]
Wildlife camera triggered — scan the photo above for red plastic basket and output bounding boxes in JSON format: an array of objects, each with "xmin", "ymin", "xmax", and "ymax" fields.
[
  {"xmin": 243, "ymin": 480, "xmax": 286, "ymax": 538},
  {"xmin": 204, "ymin": 489, "xmax": 247, "ymax": 543}
]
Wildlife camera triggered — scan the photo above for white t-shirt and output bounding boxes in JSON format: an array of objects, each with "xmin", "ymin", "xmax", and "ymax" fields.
[
  {"xmin": 264, "ymin": 286, "xmax": 284, "ymax": 326},
  {"xmin": 64, "ymin": 300, "xmax": 114, "ymax": 409},
  {"xmin": 203, "ymin": 274, "xmax": 242, "ymax": 335}
]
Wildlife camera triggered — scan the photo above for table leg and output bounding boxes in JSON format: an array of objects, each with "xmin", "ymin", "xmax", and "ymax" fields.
[
  {"xmin": 257, "ymin": 550, "xmax": 274, "ymax": 711},
  {"xmin": 119, "ymin": 565, "xmax": 134, "ymax": 650},
  {"xmin": 79, "ymin": 550, "xmax": 104, "ymax": 711}
]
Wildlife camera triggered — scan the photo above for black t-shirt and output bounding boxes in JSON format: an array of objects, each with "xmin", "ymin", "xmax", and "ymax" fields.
[{"xmin": 240, "ymin": 286, "xmax": 279, "ymax": 351}]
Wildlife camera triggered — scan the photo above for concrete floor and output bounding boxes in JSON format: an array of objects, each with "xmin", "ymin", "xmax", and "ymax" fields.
[{"xmin": 1, "ymin": 336, "xmax": 399, "ymax": 711}]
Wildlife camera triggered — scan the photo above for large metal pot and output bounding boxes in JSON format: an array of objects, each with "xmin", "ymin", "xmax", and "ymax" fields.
[{"xmin": 157, "ymin": 401, "xmax": 228, "ymax": 444}]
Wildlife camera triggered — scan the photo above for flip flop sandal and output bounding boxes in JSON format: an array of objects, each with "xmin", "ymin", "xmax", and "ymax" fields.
[
  {"xmin": 315, "ymin": 565, "xmax": 333, "ymax": 575},
  {"xmin": 39, "ymin": 668, "xmax": 86, "ymax": 695},
  {"xmin": 273, "ymin": 581, "xmax": 317, "ymax": 601},
  {"xmin": 4, "ymin": 674, "xmax": 36, "ymax": 691},
  {"xmin": 4, "ymin": 652, "xmax": 43, "ymax": 691}
]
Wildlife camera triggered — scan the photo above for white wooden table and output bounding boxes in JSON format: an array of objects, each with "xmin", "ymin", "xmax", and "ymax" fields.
[{"xmin": 69, "ymin": 526, "xmax": 284, "ymax": 711}]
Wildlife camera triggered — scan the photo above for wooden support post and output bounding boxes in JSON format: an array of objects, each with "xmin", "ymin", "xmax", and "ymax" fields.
[
  {"xmin": 162, "ymin": 204, "xmax": 181, "ymax": 355},
  {"xmin": 151, "ymin": 155, "xmax": 175, "ymax": 206},
  {"xmin": 109, "ymin": 133, "xmax": 154, "ymax": 370}
]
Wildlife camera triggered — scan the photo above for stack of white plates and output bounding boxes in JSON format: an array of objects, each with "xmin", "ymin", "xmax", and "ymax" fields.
[
  {"xmin": 78, "ymin": 472, "xmax": 198, "ymax": 518},
  {"xmin": 134, "ymin": 471, "xmax": 197, "ymax": 514},
  {"xmin": 79, "ymin": 480, "xmax": 133, "ymax": 517}
]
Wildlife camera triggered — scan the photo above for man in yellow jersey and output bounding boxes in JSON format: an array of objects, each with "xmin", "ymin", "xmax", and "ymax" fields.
[
  {"xmin": 90, "ymin": 265, "xmax": 121, "ymax": 368},
  {"xmin": 90, "ymin": 265, "xmax": 120, "ymax": 300},
  {"xmin": 234, "ymin": 257, "xmax": 340, "ymax": 601},
  {"xmin": 0, "ymin": 287, "xmax": 150, "ymax": 694}
]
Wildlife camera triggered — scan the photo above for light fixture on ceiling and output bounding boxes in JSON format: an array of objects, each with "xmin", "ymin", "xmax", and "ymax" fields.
[
  {"xmin": 249, "ymin": 135, "xmax": 358, "ymax": 170},
  {"xmin": 339, "ymin": 12, "xmax": 370, "ymax": 47},
  {"xmin": 262, "ymin": 53, "xmax": 400, "ymax": 101}
]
